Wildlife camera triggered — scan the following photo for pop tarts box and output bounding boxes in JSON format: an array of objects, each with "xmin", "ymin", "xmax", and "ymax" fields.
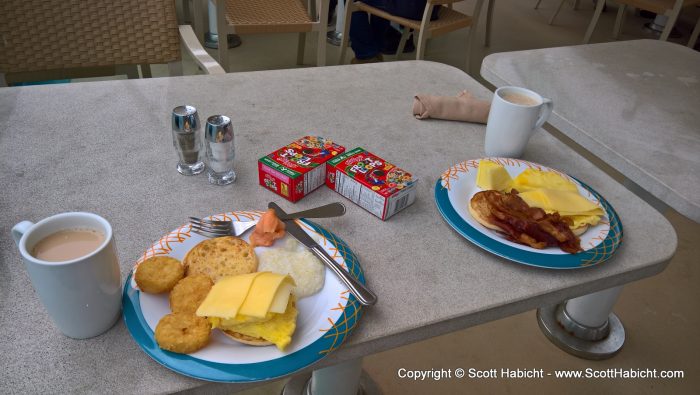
[
  {"xmin": 258, "ymin": 136, "xmax": 345, "ymax": 202},
  {"xmin": 326, "ymin": 147, "xmax": 417, "ymax": 220}
]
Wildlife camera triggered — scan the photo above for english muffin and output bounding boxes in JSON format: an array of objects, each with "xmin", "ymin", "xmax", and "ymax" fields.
[
  {"xmin": 183, "ymin": 236, "xmax": 258, "ymax": 282},
  {"xmin": 222, "ymin": 330, "xmax": 273, "ymax": 346}
]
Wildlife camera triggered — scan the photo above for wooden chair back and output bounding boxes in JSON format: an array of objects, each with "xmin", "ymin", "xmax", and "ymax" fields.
[{"xmin": 0, "ymin": 0, "xmax": 181, "ymax": 77}]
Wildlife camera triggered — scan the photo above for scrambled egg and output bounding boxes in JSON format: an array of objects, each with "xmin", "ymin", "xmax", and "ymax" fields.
[{"xmin": 211, "ymin": 299, "xmax": 298, "ymax": 351}]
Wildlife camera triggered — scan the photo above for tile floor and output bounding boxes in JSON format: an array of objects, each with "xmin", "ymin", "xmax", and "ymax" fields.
[{"xmin": 88, "ymin": 1, "xmax": 700, "ymax": 393}]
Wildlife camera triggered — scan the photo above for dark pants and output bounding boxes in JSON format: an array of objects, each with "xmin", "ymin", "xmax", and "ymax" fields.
[{"xmin": 350, "ymin": 0, "xmax": 439, "ymax": 59}]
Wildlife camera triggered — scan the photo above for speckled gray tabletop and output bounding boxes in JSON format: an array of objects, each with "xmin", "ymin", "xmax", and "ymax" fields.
[
  {"xmin": 0, "ymin": 61, "xmax": 677, "ymax": 394},
  {"xmin": 481, "ymin": 39, "xmax": 700, "ymax": 223}
]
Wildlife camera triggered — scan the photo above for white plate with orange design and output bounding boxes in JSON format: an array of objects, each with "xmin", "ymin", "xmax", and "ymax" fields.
[
  {"xmin": 434, "ymin": 158, "xmax": 623, "ymax": 269},
  {"xmin": 122, "ymin": 211, "xmax": 365, "ymax": 382}
]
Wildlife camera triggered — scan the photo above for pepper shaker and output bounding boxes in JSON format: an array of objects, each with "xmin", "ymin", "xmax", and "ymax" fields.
[
  {"xmin": 204, "ymin": 115, "xmax": 236, "ymax": 185},
  {"xmin": 171, "ymin": 105, "xmax": 205, "ymax": 175}
]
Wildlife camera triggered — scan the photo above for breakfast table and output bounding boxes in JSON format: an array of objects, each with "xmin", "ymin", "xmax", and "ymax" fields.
[
  {"xmin": 481, "ymin": 38, "xmax": 698, "ymax": 361},
  {"xmin": 0, "ymin": 60, "xmax": 677, "ymax": 394}
]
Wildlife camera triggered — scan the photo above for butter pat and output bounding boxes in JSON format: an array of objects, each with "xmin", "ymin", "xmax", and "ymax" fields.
[{"xmin": 476, "ymin": 161, "xmax": 513, "ymax": 192}]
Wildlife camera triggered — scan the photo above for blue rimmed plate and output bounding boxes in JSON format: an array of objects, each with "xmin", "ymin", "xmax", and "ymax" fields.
[
  {"xmin": 122, "ymin": 211, "xmax": 364, "ymax": 382},
  {"xmin": 435, "ymin": 158, "xmax": 623, "ymax": 269}
]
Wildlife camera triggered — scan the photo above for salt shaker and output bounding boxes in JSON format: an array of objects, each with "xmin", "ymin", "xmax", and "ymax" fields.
[
  {"xmin": 204, "ymin": 115, "xmax": 236, "ymax": 185},
  {"xmin": 171, "ymin": 105, "xmax": 205, "ymax": 175}
]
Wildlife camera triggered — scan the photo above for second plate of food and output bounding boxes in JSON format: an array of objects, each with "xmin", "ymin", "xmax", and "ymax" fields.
[
  {"xmin": 434, "ymin": 158, "xmax": 622, "ymax": 269},
  {"xmin": 122, "ymin": 211, "xmax": 365, "ymax": 382}
]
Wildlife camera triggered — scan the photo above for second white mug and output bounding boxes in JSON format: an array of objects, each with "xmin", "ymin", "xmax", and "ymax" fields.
[{"xmin": 485, "ymin": 86, "xmax": 553, "ymax": 158}]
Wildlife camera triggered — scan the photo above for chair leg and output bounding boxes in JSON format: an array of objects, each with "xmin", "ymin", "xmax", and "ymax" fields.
[
  {"xmin": 416, "ymin": 4, "xmax": 435, "ymax": 60},
  {"xmin": 338, "ymin": 0, "xmax": 354, "ymax": 64},
  {"xmin": 140, "ymin": 64, "xmax": 153, "ymax": 78},
  {"xmin": 297, "ymin": 33, "xmax": 306, "ymax": 65},
  {"xmin": 583, "ymin": 0, "xmax": 605, "ymax": 43},
  {"xmin": 216, "ymin": 0, "xmax": 229, "ymax": 71},
  {"xmin": 316, "ymin": 0, "xmax": 328, "ymax": 66},
  {"xmin": 660, "ymin": 0, "xmax": 683, "ymax": 41},
  {"xmin": 466, "ymin": 0, "xmax": 485, "ymax": 74},
  {"xmin": 612, "ymin": 3, "xmax": 626, "ymax": 39},
  {"xmin": 396, "ymin": 28, "xmax": 410, "ymax": 60},
  {"xmin": 549, "ymin": 0, "xmax": 566, "ymax": 25},
  {"xmin": 125, "ymin": 65, "xmax": 140, "ymax": 79},
  {"xmin": 688, "ymin": 16, "xmax": 700, "ymax": 48},
  {"xmin": 484, "ymin": 0, "xmax": 494, "ymax": 47},
  {"xmin": 309, "ymin": 0, "xmax": 317, "ymax": 20},
  {"xmin": 534, "ymin": 0, "xmax": 542, "ymax": 10},
  {"xmin": 182, "ymin": 0, "xmax": 191, "ymax": 23},
  {"xmin": 316, "ymin": 30, "xmax": 327, "ymax": 66},
  {"xmin": 168, "ymin": 61, "xmax": 183, "ymax": 76},
  {"xmin": 193, "ymin": 0, "xmax": 206, "ymax": 44}
]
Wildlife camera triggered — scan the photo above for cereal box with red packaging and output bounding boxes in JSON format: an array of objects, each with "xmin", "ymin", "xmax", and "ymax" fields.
[
  {"xmin": 326, "ymin": 147, "xmax": 417, "ymax": 220},
  {"xmin": 258, "ymin": 136, "xmax": 346, "ymax": 202}
]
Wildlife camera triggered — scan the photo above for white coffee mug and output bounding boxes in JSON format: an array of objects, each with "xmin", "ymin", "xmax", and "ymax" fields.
[
  {"xmin": 485, "ymin": 86, "xmax": 553, "ymax": 158},
  {"xmin": 12, "ymin": 212, "xmax": 122, "ymax": 339}
]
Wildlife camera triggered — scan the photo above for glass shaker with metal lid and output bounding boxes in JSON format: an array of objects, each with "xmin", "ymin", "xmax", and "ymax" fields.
[
  {"xmin": 204, "ymin": 115, "xmax": 236, "ymax": 185},
  {"xmin": 171, "ymin": 105, "xmax": 205, "ymax": 175}
]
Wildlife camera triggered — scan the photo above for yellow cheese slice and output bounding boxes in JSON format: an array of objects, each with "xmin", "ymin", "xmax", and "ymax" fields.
[
  {"xmin": 196, "ymin": 272, "xmax": 261, "ymax": 319},
  {"xmin": 518, "ymin": 189, "xmax": 604, "ymax": 216},
  {"xmin": 512, "ymin": 169, "xmax": 579, "ymax": 193},
  {"xmin": 269, "ymin": 280, "xmax": 296, "ymax": 314},
  {"xmin": 238, "ymin": 272, "xmax": 292, "ymax": 318},
  {"xmin": 476, "ymin": 161, "xmax": 512, "ymax": 192}
]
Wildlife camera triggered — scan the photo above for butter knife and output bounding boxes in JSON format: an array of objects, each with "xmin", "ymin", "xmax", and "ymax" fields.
[{"xmin": 269, "ymin": 202, "xmax": 377, "ymax": 306}]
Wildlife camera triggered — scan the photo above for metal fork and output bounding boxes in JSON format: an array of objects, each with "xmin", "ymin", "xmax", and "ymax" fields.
[{"xmin": 189, "ymin": 202, "xmax": 346, "ymax": 237}]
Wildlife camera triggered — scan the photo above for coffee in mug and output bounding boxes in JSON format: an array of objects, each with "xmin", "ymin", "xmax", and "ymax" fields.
[
  {"xmin": 32, "ymin": 229, "xmax": 105, "ymax": 262},
  {"xmin": 12, "ymin": 212, "xmax": 121, "ymax": 339},
  {"xmin": 485, "ymin": 86, "xmax": 553, "ymax": 158},
  {"xmin": 501, "ymin": 92, "xmax": 539, "ymax": 107}
]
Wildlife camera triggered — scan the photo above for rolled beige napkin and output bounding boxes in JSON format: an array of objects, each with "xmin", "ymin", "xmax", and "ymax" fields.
[{"xmin": 413, "ymin": 90, "xmax": 490, "ymax": 124}]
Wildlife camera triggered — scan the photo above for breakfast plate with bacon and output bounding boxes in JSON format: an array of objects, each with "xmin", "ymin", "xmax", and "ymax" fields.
[{"xmin": 435, "ymin": 158, "xmax": 623, "ymax": 269}]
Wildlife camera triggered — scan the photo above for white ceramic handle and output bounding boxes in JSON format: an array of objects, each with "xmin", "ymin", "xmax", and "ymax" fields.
[
  {"xmin": 535, "ymin": 98, "xmax": 553, "ymax": 130},
  {"xmin": 12, "ymin": 221, "xmax": 34, "ymax": 246}
]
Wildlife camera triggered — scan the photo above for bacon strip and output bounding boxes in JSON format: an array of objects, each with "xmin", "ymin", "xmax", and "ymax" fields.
[{"xmin": 472, "ymin": 190, "xmax": 582, "ymax": 253}]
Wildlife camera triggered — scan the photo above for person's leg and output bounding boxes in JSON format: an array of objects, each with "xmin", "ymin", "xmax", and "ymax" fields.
[
  {"xmin": 350, "ymin": 11, "xmax": 377, "ymax": 59},
  {"xmin": 328, "ymin": 0, "xmax": 338, "ymax": 25},
  {"xmin": 349, "ymin": 0, "xmax": 388, "ymax": 60},
  {"xmin": 390, "ymin": 0, "xmax": 439, "ymax": 21},
  {"xmin": 368, "ymin": 14, "xmax": 390, "ymax": 55}
]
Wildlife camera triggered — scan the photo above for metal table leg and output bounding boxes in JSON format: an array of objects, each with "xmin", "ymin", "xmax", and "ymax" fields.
[
  {"xmin": 282, "ymin": 359, "xmax": 382, "ymax": 395},
  {"xmin": 204, "ymin": 0, "xmax": 242, "ymax": 49},
  {"xmin": 644, "ymin": 14, "xmax": 682, "ymax": 39},
  {"xmin": 537, "ymin": 286, "xmax": 625, "ymax": 360}
]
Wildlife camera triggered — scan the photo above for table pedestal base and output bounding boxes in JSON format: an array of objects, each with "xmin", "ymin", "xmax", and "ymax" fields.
[
  {"xmin": 204, "ymin": 0, "xmax": 242, "ymax": 49},
  {"xmin": 282, "ymin": 360, "xmax": 381, "ymax": 395},
  {"xmin": 537, "ymin": 287, "xmax": 625, "ymax": 360},
  {"xmin": 204, "ymin": 32, "xmax": 242, "ymax": 50},
  {"xmin": 643, "ymin": 15, "xmax": 682, "ymax": 39}
]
